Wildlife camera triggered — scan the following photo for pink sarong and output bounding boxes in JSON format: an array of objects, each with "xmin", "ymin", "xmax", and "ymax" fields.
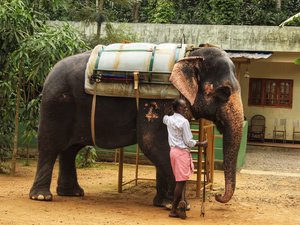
[{"xmin": 170, "ymin": 147, "xmax": 194, "ymax": 181}]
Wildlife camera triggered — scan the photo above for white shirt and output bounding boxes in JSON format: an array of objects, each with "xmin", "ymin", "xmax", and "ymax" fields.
[{"xmin": 163, "ymin": 113, "xmax": 197, "ymax": 150}]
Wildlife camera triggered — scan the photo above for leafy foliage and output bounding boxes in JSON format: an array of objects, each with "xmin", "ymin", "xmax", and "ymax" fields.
[
  {"xmin": 87, "ymin": 23, "xmax": 140, "ymax": 46},
  {"xmin": 0, "ymin": 79, "xmax": 15, "ymax": 160},
  {"xmin": 295, "ymin": 57, "xmax": 300, "ymax": 65},
  {"xmin": 249, "ymin": 0, "xmax": 283, "ymax": 25},
  {"xmin": 10, "ymin": 23, "xmax": 89, "ymax": 83},
  {"xmin": 47, "ymin": 0, "xmax": 139, "ymax": 22},
  {"xmin": 6, "ymin": 23, "xmax": 89, "ymax": 152},
  {"xmin": 0, "ymin": 161, "xmax": 11, "ymax": 174},
  {"xmin": 42, "ymin": 0, "xmax": 300, "ymax": 26},
  {"xmin": 0, "ymin": 0, "xmax": 89, "ymax": 165},
  {"xmin": 104, "ymin": 1, "xmax": 133, "ymax": 22},
  {"xmin": 0, "ymin": 0, "xmax": 40, "ymax": 160},
  {"xmin": 52, "ymin": 1, "xmax": 99, "ymax": 22},
  {"xmin": 0, "ymin": 0, "xmax": 42, "ymax": 69},
  {"xmin": 208, "ymin": 0, "xmax": 243, "ymax": 25},
  {"xmin": 283, "ymin": 0, "xmax": 300, "ymax": 14},
  {"xmin": 76, "ymin": 146, "xmax": 98, "ymax": 168},
  {"xmin": 173, "ymin": 0, "xmax": 212, "ymax": 24},
  {"xmin": 145, "ymin": 0, "xmax": 176, "ymax": 23},
  {"xmin": 280, "ymin": 0, "xmax": 300, "ymax": 26}
]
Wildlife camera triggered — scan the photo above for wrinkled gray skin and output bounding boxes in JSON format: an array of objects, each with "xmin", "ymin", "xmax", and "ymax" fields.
[{"xmin": 29, "ymin": 47, "xmax": 244, "ymax": 205}]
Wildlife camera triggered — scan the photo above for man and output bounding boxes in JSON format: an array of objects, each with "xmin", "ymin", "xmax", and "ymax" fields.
[{"xmin": 163, "ymin": 98, "xmax": 208, "ymax": 219}]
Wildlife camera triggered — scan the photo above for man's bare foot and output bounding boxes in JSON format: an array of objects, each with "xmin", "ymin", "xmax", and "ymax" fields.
[{"xmin": 177, "ymin": 201, "xmax": 187, "ymax": 219}]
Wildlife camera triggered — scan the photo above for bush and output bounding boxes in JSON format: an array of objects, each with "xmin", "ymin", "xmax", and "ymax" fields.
[
  {"xmin": 76, "ymin": 146, "xmax": 97, "ymax": 168},
  {"xmin": 0, "ymin": 161, "xmax": 11, "ymax": 174},
  {"xmin": 87, "ymin": 23, "xmax": 139, "ymax": 46}
]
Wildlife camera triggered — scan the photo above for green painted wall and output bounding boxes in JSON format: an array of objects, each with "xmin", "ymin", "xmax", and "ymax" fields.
[
  {"xmin": 121, "ymin": 121, "xmax": 248, "ymax": 170},
  {"xmin": 214, "ymin": 121, "xmax": 248, "ymax": 170}
]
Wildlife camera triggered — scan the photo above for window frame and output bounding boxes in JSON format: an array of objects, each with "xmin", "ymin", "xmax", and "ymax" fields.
[{"xmin": 248, "ymin": 78, "xmax": 293, "ymax": 108}]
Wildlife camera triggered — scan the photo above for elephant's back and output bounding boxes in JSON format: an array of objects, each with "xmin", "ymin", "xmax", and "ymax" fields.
[
  {"xmin": 190, "ymin": 47, "xmax": 227, "ymax": 60},
  {"xmin": 42, "ymin": 51, "xmax": 91, "ymax": 101}
]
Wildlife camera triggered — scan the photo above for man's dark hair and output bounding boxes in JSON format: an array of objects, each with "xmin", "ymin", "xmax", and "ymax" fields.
[{"xmin": 172, "ymin": 99, "xmax": 184, "ymax": 112}]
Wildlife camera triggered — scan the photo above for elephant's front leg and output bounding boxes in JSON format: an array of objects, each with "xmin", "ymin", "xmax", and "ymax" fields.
[
  {"xmin": 153, "ymin": 163, "xmax": 175, "ymax": 207},
  {"xmin": 138, "ymin": 99, "xmax": 175, "ymax": 207},
  {"xmin": 56, "ymin": 144, "xmax": 85, "ymax": 197},
  {"xmin": 29, "ymin": 150, "xmax": 58, "ymax": 201}
]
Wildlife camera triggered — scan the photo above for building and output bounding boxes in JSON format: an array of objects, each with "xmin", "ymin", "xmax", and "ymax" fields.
[
  {"xmin": 56, "ymin": 21, "xmax": 300, "ymax": 142},
  {"xmin": 118, "ymin": 23, "xmax": 300, "ymax": 142}
]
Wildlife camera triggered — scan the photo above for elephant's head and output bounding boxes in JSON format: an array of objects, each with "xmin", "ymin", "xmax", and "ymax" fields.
[{"xmin": 170, "ymin": 47, "xmax": 244, "ymax": 203}]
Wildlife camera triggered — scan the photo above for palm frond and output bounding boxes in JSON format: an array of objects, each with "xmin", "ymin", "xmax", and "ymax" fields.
[{"xmin": 279, "ymin": 12, "xmax": 300, "ymax": 27}]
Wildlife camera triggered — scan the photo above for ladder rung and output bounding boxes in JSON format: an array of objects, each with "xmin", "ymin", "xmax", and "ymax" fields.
[
  {"xmin": 193, "ymin": 170, "xmax": 208, "ymax": 173},
  {"xmin": 193, "ymin": 162, "xmax": 204, "ymax": 164}
]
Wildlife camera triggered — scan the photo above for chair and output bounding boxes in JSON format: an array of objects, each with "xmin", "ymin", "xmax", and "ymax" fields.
[
  {"xmin": 293, "ymin": 120, "xmax": 300, "ymax": 143},
  {"xmin": 248, "ymin": 115, "xmax": 266, "ymax": 142},
  {"xmin": 273, "ymin": 119, "xmax": 287, "ymax": 143}
]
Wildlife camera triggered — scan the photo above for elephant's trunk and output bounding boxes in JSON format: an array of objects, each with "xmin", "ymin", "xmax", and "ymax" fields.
[{"xmin": 215, "ymin": 91, "xmax": 244, "ymax": 203}]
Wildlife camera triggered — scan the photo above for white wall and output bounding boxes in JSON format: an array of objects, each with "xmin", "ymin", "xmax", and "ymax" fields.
[{"xmin": 48, "ymin": 21, "xmax": 300, "ymax": 52}]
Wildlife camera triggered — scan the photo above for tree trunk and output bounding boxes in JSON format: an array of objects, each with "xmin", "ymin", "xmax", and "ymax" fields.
[
  {"xmin": 11, "ymin": 68, "xmax": 22, "ymax": 175},
  {"xmin": 96, "ymin": 0, "xmax": 104, "ymax": 36},
  {"xmin": 132, "ymin": 2, "xmax": 140, "ymax": 22},
  {"xmin": 276, "ymin": 0, "xmax": 281, "ymax": 10},
  {"xmin": 25, "ymin": 144, "xmax": 30, "ymax": 166}
]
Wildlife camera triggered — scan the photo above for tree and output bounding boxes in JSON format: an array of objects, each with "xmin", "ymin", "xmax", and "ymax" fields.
[
  {"xmin": 47, "ymin": 0, "xmax": 140, "ymax": 34},
  {"xmin": 0, "ymin": 0, "xmax": 42, "ymax": 173},
  {"xmin": 172, "ymin": 0, "xmax": 212, "ymax": 24},
  {"xmin": 0, "ymin": 0, "xmax": 89, "ymax": 174},
  {"xmin": 145, "ymin": 0, "xmax": 176, "ymax": 23},
  {"xmin": 208, "ymin": 0, "xmax": 243, "ymax": 25}
]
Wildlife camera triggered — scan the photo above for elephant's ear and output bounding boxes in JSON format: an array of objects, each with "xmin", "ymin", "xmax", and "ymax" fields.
[{"xmin": 169, "ymin": 57, "xmax": 203, "ymax": 105}]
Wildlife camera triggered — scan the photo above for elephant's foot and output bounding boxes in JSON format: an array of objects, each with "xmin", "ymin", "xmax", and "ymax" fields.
[
  {"xmin": 153, "ymin": 195, "xmax": 172, "ymax": 207},
  {"xmin": 56, "ymin": 185, "xmax": 84, "ymax": 197},
  {"xmin": 29, "ymin": 188, "xmax": 53, "ymax": 201}
]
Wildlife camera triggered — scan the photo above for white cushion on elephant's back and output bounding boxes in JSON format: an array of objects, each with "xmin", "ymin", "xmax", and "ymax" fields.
[
  {"xmin": 84, "ymin": 42, "xmax": 190, "ymax": 99},
  {"xmin": 153, "ymin": 43, "xmax": 187, "ymax": 73},
  {"xmin": 95, "ymin": 43, "xmax": 187, "ymax": 73}
]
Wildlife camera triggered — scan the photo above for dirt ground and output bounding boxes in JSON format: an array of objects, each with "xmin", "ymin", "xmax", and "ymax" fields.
[{"xmin": 0, "ymin": 147, "xmax": 300, "ymax": 225}]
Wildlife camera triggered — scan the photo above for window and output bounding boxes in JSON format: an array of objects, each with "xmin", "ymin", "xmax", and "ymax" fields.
[{"xmin": 248, "ymin": 78, "xmax": 293, "ymax": 108}]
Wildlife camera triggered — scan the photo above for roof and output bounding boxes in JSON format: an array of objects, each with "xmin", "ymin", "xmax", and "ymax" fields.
[{"xmin": 226, "ymin": 50, "xmax": 273, "ymax": 60}]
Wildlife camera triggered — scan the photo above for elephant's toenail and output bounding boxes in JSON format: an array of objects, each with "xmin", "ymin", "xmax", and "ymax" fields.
[{"xmin": 37, "ymin": 194, "xmax": 45, "ymax": 200}]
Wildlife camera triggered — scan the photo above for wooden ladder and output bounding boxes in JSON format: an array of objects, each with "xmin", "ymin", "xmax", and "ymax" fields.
[
  {"xmin": 190, "ymin": 119, "xmax": 215, "ymax": 197},
  {"xmin": 117, "ymin": 118, "xmax": 215, "ymax": 196}
]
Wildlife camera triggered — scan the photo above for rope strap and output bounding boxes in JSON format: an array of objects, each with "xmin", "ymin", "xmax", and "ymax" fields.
[
  {"xmin": 133, "ymin": 71, "xmax": 139, "ymax": 111},
  {"xmin": 91, "ymin": 83, "xmax": 98, "ymax": 146}
]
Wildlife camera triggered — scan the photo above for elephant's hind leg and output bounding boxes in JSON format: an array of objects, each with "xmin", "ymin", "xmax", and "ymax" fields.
[{"xmin": 56, "ymin": 144, "xmax": 85, "ymax": 197}]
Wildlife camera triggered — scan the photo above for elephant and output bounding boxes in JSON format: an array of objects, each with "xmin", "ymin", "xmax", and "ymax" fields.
[{"xmin": 29, "ymin": 46, "xmax": 244, "ymax": 205}]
